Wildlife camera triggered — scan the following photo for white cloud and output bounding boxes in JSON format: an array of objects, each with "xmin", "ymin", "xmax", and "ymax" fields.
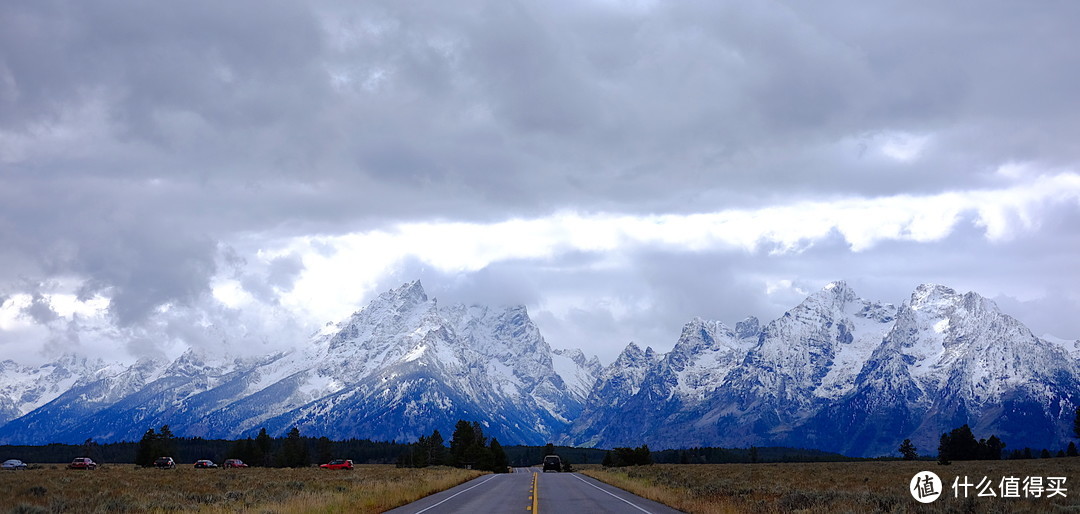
[{"xmin": 261, "ymin": 170, "xmax": 1080, "ymax": 324}]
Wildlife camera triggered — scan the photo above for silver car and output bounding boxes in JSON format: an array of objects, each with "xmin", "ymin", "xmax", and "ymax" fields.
[{"xmin": 2, "ymin": 459, "xmax": 27, "ymax": 470}]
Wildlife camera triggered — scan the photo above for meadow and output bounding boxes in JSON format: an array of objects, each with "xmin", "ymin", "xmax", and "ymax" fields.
[
  {"xmin": 582, "ymin": 459, "xmax": 1080, "ymax": 513},
  {"xmin": 0, "ymin": 464, "xmax": 484, "ymax": 513}
]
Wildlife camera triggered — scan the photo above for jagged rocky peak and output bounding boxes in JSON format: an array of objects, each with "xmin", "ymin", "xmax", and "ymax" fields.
[
  {"xmin": 807, "ymin": 280, "xmax": 860, "ymax": 308},
  {"xmin": 909, "ymin": 283, "xmax": 967, "ymax": 312},
  {"xmin": 669, "ymin": 319, "xmax": 748, "ymax": 359},
  {"xmin": 902, "ymin": 284, "xmax": 1009, "ymax": 340},
  {"xmin": 371, "ymin": 280, "xmax": 432, "ymax": 315},
  {"xmin": 735, "ymin": 316, "xmax": 760, "ymax": 340},
  {"xmin": 327, "ymin": 281, "xmax": 440, "ymax": 350},
  {"xmin": 606, "ymin": 342, "xmax": 659, "ymax": 371}
]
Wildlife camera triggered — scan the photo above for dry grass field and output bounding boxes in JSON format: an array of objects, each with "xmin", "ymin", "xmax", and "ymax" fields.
[
  {"xmin": 582, "ymin": 459, "xmax": 1080, "ymax": 513},
  {"xmin": 0, "ymin": 464, "xmax": 484, "ymax": 513}
]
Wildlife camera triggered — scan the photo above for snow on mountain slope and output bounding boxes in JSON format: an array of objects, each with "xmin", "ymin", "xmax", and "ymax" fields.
[
  {"xmin": 0, "ymin": 355, "xmax": 101, "ymax": 425},
  {"xmin": 800, "ymin": 284, "xmax": 1080, "ymax": 456},
  {"xmin": 552, "ymin": 348, "xmax": 602, "ymax": 400},
  {"xmin": 1, "ymin": 279, "xmax": 1076, "ymax": 457},
  {"xmin": 0, "ymin": 281, "xmax": 601, "ymax": 444}
]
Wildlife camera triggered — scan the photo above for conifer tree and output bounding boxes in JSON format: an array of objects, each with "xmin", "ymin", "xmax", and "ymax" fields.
[
  {"xmin": 898, "ymin": 439, "xmax": 918, "ymax": 460},
  {"xmin": 490, "ymin": 438, "xmax": 509, "ymax": 473},
  {"xmin": 136, "ymin": 428, "xmax": 158, "ymax": 467}
]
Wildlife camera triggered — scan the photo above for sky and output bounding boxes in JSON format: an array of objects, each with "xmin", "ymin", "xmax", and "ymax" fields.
[{"xmin": 2, "ymin": 0, "xmax": 1079, "ymax": 366}]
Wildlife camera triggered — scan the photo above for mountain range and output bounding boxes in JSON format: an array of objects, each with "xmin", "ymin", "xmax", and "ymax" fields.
[{"xmin": 1, "ymin": 280, "xmax": 1077, "ymax": 458}]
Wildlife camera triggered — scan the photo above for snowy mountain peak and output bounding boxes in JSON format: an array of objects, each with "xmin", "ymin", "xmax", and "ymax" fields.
[
  {"xmin": 806, "ymin": 280, "xmax": 860, "ymax": 309},
  {"xmin": 735, "ymin": 316, "xmax": 761, "ymax": 340},
  {"xmin": 910, "ymin": 283, "xmax": 962, "ymax": 311}
]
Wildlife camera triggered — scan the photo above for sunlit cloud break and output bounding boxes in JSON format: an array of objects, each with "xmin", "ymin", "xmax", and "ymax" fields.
[{"xmin": 242, "ymin": 170, "xmax": 1080, "ymax": 321}]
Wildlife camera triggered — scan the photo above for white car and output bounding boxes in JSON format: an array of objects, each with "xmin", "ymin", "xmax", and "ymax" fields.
[{"xmin": 2, "ymin": 459, "xmax": 27, "ymax": 470}]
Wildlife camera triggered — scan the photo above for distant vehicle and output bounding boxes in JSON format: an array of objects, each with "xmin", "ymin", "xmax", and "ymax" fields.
[
  {"xmin": 542, "ymin": 455, "xmax": 561, "ymax": 473},
  {"xmin": 194, "ymin": 460, "xmax": 218, "ymax": 469},
  {"xmin": 154, "ymin": 457, "xmax": 176, "ymax": 469},
  {"xmin": 319, "ymin": 459, "xmax": 353, "ymax": 470},
  {"xmin": 223, "ymin": 459, "xmax": 248, "ymax": 468},
  {"xmin": 2, "ymin": 459, "xmax": 27, "ymax": 470},
  {"xmin": 68, "ymin": 457, "xmax": 97, "ymax": 470}
]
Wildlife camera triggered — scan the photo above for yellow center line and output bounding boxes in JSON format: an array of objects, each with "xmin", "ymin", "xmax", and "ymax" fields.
[{"xmin": 531, "ymin": 471, "xmax": 539, "ymax": 512}]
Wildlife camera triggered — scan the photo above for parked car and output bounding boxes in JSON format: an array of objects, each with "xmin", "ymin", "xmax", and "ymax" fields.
[
  {"xmin": 319, "ymin": 459, "xmax": 353, "ymax": 470},
  {"xmin": 154, "ymin": 457, "xmax": 176, "ymax": 469},
  {"xmin": 542, "ymin": 455, "xmax": 561, "ymax": 473},
  {"xmin": 223, "ymin": 459, "xmax": 248, "ymax": 468},
  {"xmin": 68, "ymin": 457, "xmax": 97, "ymax": 470},
  {"xmin": 2, "ymin": 459, "xmax": 27, "ymax": 470},
  {"xmin": 194, "ymin": 460, "xmax": 218, "ymax": 469}
]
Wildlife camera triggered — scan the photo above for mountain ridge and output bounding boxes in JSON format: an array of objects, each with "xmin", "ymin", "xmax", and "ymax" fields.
[{"xmin": 1, "ymin": 280, "xmax": 1077, "ymax": 458}]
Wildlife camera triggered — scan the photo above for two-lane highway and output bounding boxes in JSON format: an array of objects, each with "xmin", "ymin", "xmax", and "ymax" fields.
[{"xmin": 387, "ymin": 468, "xmax": 682, "ymax": 513}]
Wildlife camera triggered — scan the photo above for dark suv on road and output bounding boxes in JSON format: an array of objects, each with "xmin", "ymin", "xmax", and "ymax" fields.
[{"xmin": 542, "ymin": 455, "xmax": 561, "ymax": 472}]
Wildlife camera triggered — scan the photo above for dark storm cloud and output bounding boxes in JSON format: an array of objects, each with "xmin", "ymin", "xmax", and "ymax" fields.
[
  {"xmin": 2, "ymin": 0, "xmax": 1079, "ymax": 361},
  {"xmin": 21, "ymin": 293, "xmax": 59, "ymax": 324}
]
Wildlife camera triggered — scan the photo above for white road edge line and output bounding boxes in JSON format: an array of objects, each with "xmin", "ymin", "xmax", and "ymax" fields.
[
  {"xmin": 413, "ymin": 474, "xmax": 501, "ymax": 514},
  {"xmin": 571, "ymin": 474, "xmax": 653, "ymax": 513}
]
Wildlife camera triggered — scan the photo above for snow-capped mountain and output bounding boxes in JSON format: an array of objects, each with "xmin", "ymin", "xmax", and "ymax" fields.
[
  {"xmin": 0, "ymin": 281, "xmax": 600, "ymax": 445},
  {"xmin": 1, "ymin": 280, "xmax": 1076, "ymax": 458},
  {"xmin": 569, "ymin": 282, "xmax": 1080, "ymax": 456},
  {"xmin": 807, "ymin": 284, "xmax": 1080, "ymax": 456}
]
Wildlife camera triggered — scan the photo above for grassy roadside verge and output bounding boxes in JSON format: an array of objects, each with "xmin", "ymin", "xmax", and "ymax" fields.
[
  {"xmin": 581, "ymin": 460, "xmax": 1080, "ymax": 513},
  {"xmin": 1, "ymin": 464, "xmax": 485, "ymax": 513}
]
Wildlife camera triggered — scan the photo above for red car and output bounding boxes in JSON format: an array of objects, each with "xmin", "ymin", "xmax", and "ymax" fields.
[
  {"xmin": 320, "ymin": 459, "xmax": 353, "ymax": 470},
  {"xmin": 223, "ymin": 459, "xmax": 248, "ymax": 468},
  {"xmin": 68, "ymin": 457, "xmax": 97, "ymax": 470}
]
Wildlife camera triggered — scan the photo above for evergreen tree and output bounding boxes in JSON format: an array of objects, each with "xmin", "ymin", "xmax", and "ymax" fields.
[
  {"xmin": 749, "ymin": 446, "xmax": 759, "ymax": 464},
  {"xmin": 255, "ymin": 428, "xmax": 273, "ymax": 467},
  {"xmin": 602, "ymin": 451, "xmax": 613, "ymax": 467},
  {"xmin": 1040, "ymin": 448, "xmax": 1052, "ymax": 459},
  {"xmin": 315, "ymin": 436, "xmax": 333, "ymax": 464},
  {"xmin": 1068, "ymin": 442, "xmax": 1078, "ymax": 457},
  {"xmin": 937, "ymin": 433, "xmax": 952, "ymax": 465},
  {"xmin": 490, "ymin": 438, "xmax": 509, "ymax": 473},
  {"xmin": 1023, "ymin": 448, "xmax": 1033, "ymax": 459},
  {"xmin": 136, "ymin": 428, "xmax": 158, "ymax": 467},
  {"xmin": 1057, "ymin": 450, "xmax": 1066, "ymax": 458},
  {"xmin": 277, "ymin": 427, "xmax": 309, "ymax": 468},
  {"xmin": 450, "ymin": 420, "xmax": 476, "ymax": 467},
  {"xmin": 898, "ymin": 439, "xmax": 918, "ymax": 460},
  {"xmin": 413, "ymin": 436, "xmax": 431, "ymax": 468},
  {"xmin": 543, "ymin": 443, "xmax": 555, "ymax": 456},
  {"xmin": 982, "ymin": 435, "xmax": 1005, "ymax": 460},
  {"xmin": 428, "ymin": 430, "xmax": 446, "ymax": 466},
  {"xmin": 1074, "ymin": 407, "xmax": 1080, "ymax": 438},
  {"xmin": 158, "ymin": 425, "xmax": 176, "ymax": 457},
  {"xmin": 636, "ymin": 445, "xmax": 652, "ymax": 465}
]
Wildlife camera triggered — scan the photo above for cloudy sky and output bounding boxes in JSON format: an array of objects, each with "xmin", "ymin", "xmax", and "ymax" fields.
[{"xmin": 2, "ymin": 0, "xmax": 1079, "ymax": 365}]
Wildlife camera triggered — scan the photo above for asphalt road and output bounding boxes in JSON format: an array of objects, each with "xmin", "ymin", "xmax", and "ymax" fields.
[{"xmin": 386, "ymin": 467, "xmax": 682, "ymax": 514}]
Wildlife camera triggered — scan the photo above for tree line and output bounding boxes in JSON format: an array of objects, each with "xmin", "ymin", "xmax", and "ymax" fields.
[
  {"xmin": 1, "ymin": 430, "xmax": 410, "ymax": 465},
  {"xmin": 396, "ymin": 420, "xmax": 509, "ymax": 472},
  {"xmin": 895, "ymin": 422, "xmax": 1080, "ymax": 463}
]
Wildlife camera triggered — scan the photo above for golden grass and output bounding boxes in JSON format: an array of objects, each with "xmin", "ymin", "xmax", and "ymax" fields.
[
  {"xmin": 0, "ymin": 464, "xmax": 484, "ymax": 513},
  {"xmin": 582, "ymin": 459, "xmax": 1080, "ymax": 513}
]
